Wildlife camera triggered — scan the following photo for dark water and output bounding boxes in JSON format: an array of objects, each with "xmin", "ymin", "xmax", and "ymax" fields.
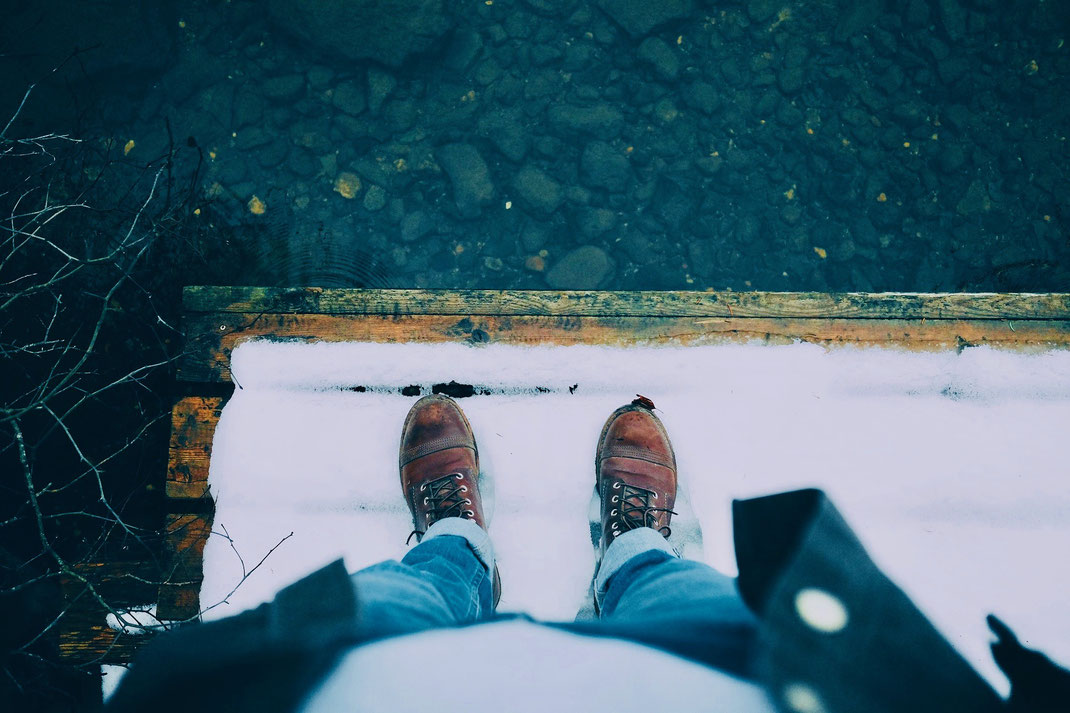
[{"xmin": 2, "ymin": 0, "xmax": 1069, "ymax": 293}]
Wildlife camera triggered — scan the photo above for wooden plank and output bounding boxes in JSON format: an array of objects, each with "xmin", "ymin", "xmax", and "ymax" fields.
[
  {"xmin": 60, "ymin": 516, "xmax": 213, "ymax": 659},
  {"xmin": 178, "ymin": 312, "xmax": 1070, "ymax": 384},
  {"xmin": 166, "ymin": 396, "xmax": 225, "ymax": 499},
  {"xmin": 63, "ymin": 561, "xmax": 163, "ymax": 605},
  {"xmin": 183, "ymin": 286, "xmax": 1070, "ymax": 321},
  {"xmin": 59, "ymin": 619, "xmax": 148, "ymax": 664},
  {"xmin": 162, "ymin": 514, "xmax": 212, "ymax": 582},
  {"xmin": 58, "ymin": 563, "xmax": 163, "ymax": 664},
  {"xmin": 157, "ymin": 582, "xmax": 201, "ymax": 620},
  {"xmin": 156, "ymin": 513, "xmax": 212, "ymax": 621}
]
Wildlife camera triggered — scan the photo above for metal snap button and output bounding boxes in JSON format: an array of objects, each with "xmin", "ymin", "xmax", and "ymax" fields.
[
  {"xmin": 783, "ymin": 682, "xmax": 827, "ymax": 713},
  {"xmin": 795, "ymin": 587, "xmax": 849, "ymax": 633}
]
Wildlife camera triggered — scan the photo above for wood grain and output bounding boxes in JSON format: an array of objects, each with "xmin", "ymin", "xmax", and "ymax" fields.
[
  {"xmin": 156, "ymin": 513, "xmax": 213, "ymax": 621},
  {"xmin": 166, "ymin": 396, "xmax": 226, "ymax": 499},
  {"xmin": 58, "ymin": 562, "xmax": 166, "ymax": 664},
  {"xmin": 178, "ymin": 312, "xmax": 1070, "ymax": 384},
  {"xmin": 184, "ymin": 286, "xmax": 1070, "ymax": 320},
  {"xmin": 64, "ymin": 405, "xmax": 219, "ymax": 657},
  {"xmin": 59, "ymin": 620, "xmax": 148, "ymax": 664}
]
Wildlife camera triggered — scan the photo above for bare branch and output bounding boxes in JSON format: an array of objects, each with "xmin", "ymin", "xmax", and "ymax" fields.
[
  {"xmin": 0, "ymin": 83, "xmax": 34, "ymax": 140},
  {"xmin": 197, "ymin": 530, "xmax": 295, "ymax": 618}
]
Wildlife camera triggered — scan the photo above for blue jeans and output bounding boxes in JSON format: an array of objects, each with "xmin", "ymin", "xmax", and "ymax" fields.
[{"xmin": 351, "ymin": 518, "xmax": 759, "ymax": 677}]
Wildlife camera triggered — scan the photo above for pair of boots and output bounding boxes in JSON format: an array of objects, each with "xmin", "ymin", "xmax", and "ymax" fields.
[{"xmin": 400, "ymin": 394, "xmax": 678, "ymax": 607}]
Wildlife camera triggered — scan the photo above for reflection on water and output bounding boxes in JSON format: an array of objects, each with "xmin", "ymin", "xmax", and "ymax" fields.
[
  {"xmin": 1, "ymin": 0, "xmax": 1068, "ymax": 292},
  {"xmin": 250, "ymin": 213, "xmax": 396, "ymax": 288}
]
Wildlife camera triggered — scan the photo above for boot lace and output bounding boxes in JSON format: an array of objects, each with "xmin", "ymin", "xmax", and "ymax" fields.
[
  {"xmin": 407, "ymin": 472, "xmax": 474, "ymax": 544},
  {"xmin": 610, "ymin": 481, "xmax": 677, "ymax": 539}
]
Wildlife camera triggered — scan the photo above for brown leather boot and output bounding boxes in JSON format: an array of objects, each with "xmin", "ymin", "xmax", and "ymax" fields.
[
  {"xmin": 595, "ymin": 396, "xmax": 678, "ymax": 556},
  {"xmin": 399, "ymin": 394, "xmax": 500, "ymax": 606}
]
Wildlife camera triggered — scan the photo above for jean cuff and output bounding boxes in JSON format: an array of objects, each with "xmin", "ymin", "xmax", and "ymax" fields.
[
  {"xmin": 595, "ymin": 527, "xmax": 678, "ymax": 606},
  {"xmin": 421, "ymin": 517, "xmax": 495, "ymax": 574}
]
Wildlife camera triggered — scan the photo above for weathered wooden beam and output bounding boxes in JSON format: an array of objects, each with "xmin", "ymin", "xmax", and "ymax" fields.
[
  {"xmin": 177, "ymin": 312, "xmax": 1070, "ymax": 383},
  {"xmin": 156, "ymin": 513, "xmax": 213, "ymax": 621},
  {"xmin": 59, "ymin": 619, "xmax": 147, "ymax": 665},
  {"xmin": 156, "ymin": 581, "xmax": 201, "ymax": 621},
  {"xmin": 59, "ymin": 516, "xmax": 214, "ymax": 661},
  {"xmin": 63, "ymin": 561, "xmax": 164, "ymax": 605},
  {"xmin": 166, "ymin": 396, "xmax": 226, "ymax": 499},
  {"xmin": 58, "ymin": 563, "xmax": 165, "ymax": 664},
  {"xmin": 183, "ymin": 286, "xmax": 1070, "ymax": 320}
]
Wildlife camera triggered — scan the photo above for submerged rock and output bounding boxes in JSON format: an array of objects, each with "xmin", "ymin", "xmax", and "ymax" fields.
[
  {"xmin": 332, "ymin": 80, "xmax": 366, "ymax": 115},
  {"xmin": 363, "ymin": 185, "xmax": 388, "ymax": 211},
  {"xmin": 957, "ymin": 180, "xmax": 991, "ymax": 216},
  {"xmin": 905, "ymin": 0, "xmax": 929, "ymax": 27},
  {"xmin": 521, "ymin": 223, "xmax": 550, "ymax": 251},
  {"xmin": 548, "ymin": 103, "xmax": 624, "ymax": 137},
  {"xmin": 233, "ymin": 89, "xmax": 266, "ymax": 129},
  {"xmin": 835, "ymin": 0, "xmax": 882, "ymax": 41},
  {"xmin": 367, "ymin": 68, "xmax": 397, "ymax": 115},
  {"xmin": 577, "ymin": 208, "xmax": 618, "ymax": 238},
  {"xmin": 637, "ymin": 37, "xmax": 680, "ymax": 80},
  {"xmin": 683, "ymin": 81, "xmax": 720, "ymax": 114},
  {"xmin": 262, "ymin": 74, "xmax": 306, "ymax": 102},
  {"xmin": 401, "ymin": 211, "xmax": 435, "ymax": 242},
  {"xmin": 746, "ymin": 0, "xmax": 781, "ymax": 23},
  {"xmin": 581, "ymin": 141, "xmax": 631, "ymax": 192},
  {"xmin": 546, "ymin": 245, "xmax": 614, "ymax": 288},
  {"xmin": 514, "ymin": 166, "xmax": 564, "ymax": 215},
  {"xmin": 478, "ymin": 109, "xmax": 529, "ymax": 162},
  {"xmin": 938, "ymin": 142, "xmax": 967, "ymax": 174},
  {"xmin": 778, "ymin": 65, "xmax": 806, "ymax": 95},
  {"xmin": 522, "ymin": 0, "xmax": 577, "ymax": 15},
  {"xmin": 594, "ymin": 0, "xmax": 693, "ymax": 37},
  {"xmin": 268, "ymin": 0, "xmax": 453, "ymax": 67},
  {"xmin": 936, "ymin": 0, "xmax": 967, "ymax": 41},
  {"xmin": 444, "ymin": 29, "xmax": 483, "ymax": 71},
  {"xmin": 436, "ymin": 143, "xmax": 495, "ymax": 218}
]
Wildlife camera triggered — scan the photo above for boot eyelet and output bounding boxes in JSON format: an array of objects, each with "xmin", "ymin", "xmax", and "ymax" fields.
[
  {"xmin": 611, "ymin": 509, "xmax": 618, "ymax": 516},
  {"xmin": 465, "ymin": 510, "xmax": 475, "ymax": 517},
  {"xmin": 454, "ymin": 473, "xmax": 463, "ymax": 480},
  {"xmin": 652, "ymin": 492, "xmax": 659, "ymax": 499},
  {"xmin": 612, "ymin": 482, "xmax": 621, "ymax": 489},
  {"xmin": 423, "ymin": 497, "xmax": 429, "ymax": 504},
  {"xmin": 460, "ymin": 485, "xmax": 468, "ymax": 492},
  {"xmin": 465, "ymin": 498, "xmax": 472, "ymax": 505},
  {"xmin": 420, "ymin": 484, "xmax": 427, "ymax": 492},
  {"xmin": 611, "ymin": 495, "xmax": 618, "ymax": 503}
]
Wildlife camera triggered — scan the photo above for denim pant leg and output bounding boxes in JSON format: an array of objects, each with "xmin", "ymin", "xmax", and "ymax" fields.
[
  {"xmin": 594, "ymin": 527, "xmax": 760, "ymax": 677},
  {"xmin": 349, "ymin": 517, "xmax": 495, "ymax": 641}
]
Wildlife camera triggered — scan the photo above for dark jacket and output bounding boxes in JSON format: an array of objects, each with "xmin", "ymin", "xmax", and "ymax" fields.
[{"xmin": 107, "ymin": 489, "xmax": 1068, "ymax": 712}]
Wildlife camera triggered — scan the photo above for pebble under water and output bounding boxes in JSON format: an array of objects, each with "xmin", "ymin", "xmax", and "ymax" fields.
[{"xmin": 2, "ymin": 0, "xmax": 1068, "ymax": 293}]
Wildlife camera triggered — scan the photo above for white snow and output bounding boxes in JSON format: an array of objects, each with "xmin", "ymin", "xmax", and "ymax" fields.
[
  {"xmin": 101, "ymin": 664, "xmax": 127, "ymax": 701},
  {"xmin": 199, "ymin": 340, "xmax": 1070, "ymax": 695},
  {"xmin": 105, "ymin": 605, "xmax": 162, "ymax": 634}
]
